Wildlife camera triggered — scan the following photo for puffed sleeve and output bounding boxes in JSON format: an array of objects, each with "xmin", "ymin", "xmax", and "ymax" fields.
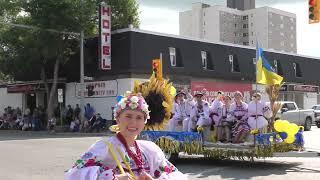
[
  {"xmin": 65, "ymin": 140, "xmax": 115, "ymax": 180},
  {"xmin": 138, "ymin": 140, "xmax": 188, "ymax": 180},
  {"xmin": 203, "ymin": 102, "xmax": 210, "ymax": 119},
  {"xmin": 241, "ymin": 102, "xmax": 249, "ymax": 121}
]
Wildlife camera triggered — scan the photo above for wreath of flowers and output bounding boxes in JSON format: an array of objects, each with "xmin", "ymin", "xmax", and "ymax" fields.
[{"xmin": 114, "ymin": 92, "xmax": 150, "ymax": 120}]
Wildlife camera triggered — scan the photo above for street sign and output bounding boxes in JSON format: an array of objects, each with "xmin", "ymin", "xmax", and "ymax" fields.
[
  {"xmin": 58, "ymin": 88, "xmax": 63, "ymax": 103},
  {"xmin": 84, "ymin": 76, "xmax": 94, "ymax": 81}
]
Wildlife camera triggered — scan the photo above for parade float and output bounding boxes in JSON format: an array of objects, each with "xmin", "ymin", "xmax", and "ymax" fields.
[{"xmin": 119, "ymin": 59, "xmax": 317, "ymax": 161}]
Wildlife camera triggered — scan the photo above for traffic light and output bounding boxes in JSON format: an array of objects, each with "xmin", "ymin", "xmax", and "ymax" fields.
[
  {"xmin": 309, "ymin": 0, "xmax": 320, "ymax": 24},
  {"xmin": 152, "ymin": 59, "xmax": 162, "ymax": 79},
  {"xmin": 86, "ymin": 85, "xmax": 94, "ymax": 97}
]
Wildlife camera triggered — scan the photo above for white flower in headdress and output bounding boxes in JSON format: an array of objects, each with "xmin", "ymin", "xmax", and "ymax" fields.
[
  {"xmin": 129, "ymin": 102, "xmax": 138, "ymax": 109},
  {"xmin": 120, "ymin": 98, "xmax": 127, "ymax": 109},
  {"xmin": 130, "ymin": 96, "xmax": 139, "ymax": 103},
  {"xmin": 141, "ymin": 104, "xmax": 149, "ymax": 112}
]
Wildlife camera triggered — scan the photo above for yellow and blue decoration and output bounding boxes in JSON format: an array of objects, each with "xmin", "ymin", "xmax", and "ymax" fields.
[{"xmin": 274, "ymin": 120, "xmax": 303, "ymax": 144}]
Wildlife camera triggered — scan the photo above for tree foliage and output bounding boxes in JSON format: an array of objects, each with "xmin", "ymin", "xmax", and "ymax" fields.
[{"xmin": 0, "ymin": 0, "xmax": 140, "ymax": 119}]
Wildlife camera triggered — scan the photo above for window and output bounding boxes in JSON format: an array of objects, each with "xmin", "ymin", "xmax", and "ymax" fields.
[
  {"xmin": 251, "ymin": 22, "xmax": 253, "ymax": 27},
  {"xmin": 280, "ymin": 32, "xmax": 284, "ymax": 36},
  {"xmin": 243, "ymin": 42, "xmax": 249, "ymax": 45},
  {"xmin": 229, "ymin": 55, "xmax": 240, "ymax": 72},
  {"xmin": 274, "ymin": 60, "xmax": 283, "ymax": 75},
  {"xmin": 243, "ymin": 15, "xmax": 248, "ymax": 20},
  {"xmin": 201, "ymin": 51, "xmax": 207, "ymax": 70},
  {"xmin": 283, "ymin": 103, "xmax": 297, "ymax": 111},
  {"xmin": 243, "ymin": 33, "xmax": 248, "ymax": 37},
  {"xmin": 235, "ymin": 23, "xmax": 237, "ymax": 28},
  {"xmin": 251, "ymin": 40, "xmax": 254, "ymax": 45},
  {"xmin": 290, "ymin": 18, "xmax": 294, "ymax": 22},
  {"xmin": 280, "ymin": 16, "xmax": 283, "ymax": 20},
  {"xmin": 169, "ymin": 47, "xmax": 176, "ymax": 67},
  {"xmin": 251, "ymin": 32, "xmax": 254, "ymax": 36},
  {"xmin": 273, "ymin": 60, "xmax": 278, "ymax": 73},
  {"xmin": 293, "ymin": 62, "xmax": 302, "ymax": 77},
  {"xmin": 203, "ymin": 21, "xmax": 206, "ymax": 26},
  {"xmin": 280, "ymin": 41, "xmax": 285, "ymax": 46},
  {"xmin": 251, "ymin": 14, "xmax": 253, "ymax": 18},
  {"xmin": 234, "ymin": 32, "xmax": 237, "ymax": 37},
  {"xmin": 243, "ymin": 24, "xmax": 248, "ymax": 28},
  {"xmin": 280, "ymin": 24, "xmax": 284, "ymax": 29},
  {"xmin": 203, "ymin": 12, "xmax": 206, "ymax": 16},
  {"xmin": 252, "ymin": 58, "xmax": 257, "ymax": 65}
]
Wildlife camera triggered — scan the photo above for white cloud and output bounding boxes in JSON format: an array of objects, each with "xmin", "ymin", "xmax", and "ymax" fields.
[{"xmin": 139, "ymin": 5, "xmax": 179, "ymax": 35}]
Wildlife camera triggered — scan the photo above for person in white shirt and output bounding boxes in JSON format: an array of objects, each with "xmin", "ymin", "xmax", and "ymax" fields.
[
  {"xmin": 247, "ymin": 92, "xmax": 272, "ymax": 132},
  {"xmin": 210, "ymin": 91, "xmax": 224, "ymax": 128},
  {"xmin": 231, "ymin": 91, "xmax": 250, "ymax": 143},
  {"xmin": 168, "ymin": 91, "xmax": 192, "ymax": 131},
  {"xmin": 217, "ymin": 95, "xmax": 234, "ymax": 143},
  {"xmin": 189, "ymin": 92, "xmax": 210, "ymax": 133}
]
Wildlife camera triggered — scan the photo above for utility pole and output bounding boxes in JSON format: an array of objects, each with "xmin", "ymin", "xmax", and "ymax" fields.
[{"xmin": 80, "ymin": 30, "xmax": 85, "ymax": 120}]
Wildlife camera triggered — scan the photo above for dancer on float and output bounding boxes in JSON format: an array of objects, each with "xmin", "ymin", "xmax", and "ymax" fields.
[
  {"xmin": 209, "ymin": 91, "xmax": 224, "ymax": 138},
  {"xmin": 230, "ymin": 91, "xmax": 250, "ymax": 144},
  {"xmin": 65, "ymin": 92, "xmax": 187, "ymax": 180},
  {"xmin": 189, "ymin": 92, "xmax": 210, "ymax": 134},
  {"xmin": 217, "ymin": 95, "xmax": 234, "ymax": 143},
  {"xmin": 247, "ymin": 92, "xmax": 272, "ymax": 133},
  {"xmin": 168, "ymin": 90, "xmax": 193, "ymax": 132}
]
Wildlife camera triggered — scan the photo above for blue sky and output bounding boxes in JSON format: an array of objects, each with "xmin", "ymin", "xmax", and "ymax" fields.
[{"xmin": 137, "ymin": 0, "xmax": 320, "ymax": 58}]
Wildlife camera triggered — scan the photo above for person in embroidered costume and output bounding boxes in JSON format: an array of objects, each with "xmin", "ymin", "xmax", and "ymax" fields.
[{"xmin": 65, "ymin": 92, "xmax": 187, "ymax": 180}]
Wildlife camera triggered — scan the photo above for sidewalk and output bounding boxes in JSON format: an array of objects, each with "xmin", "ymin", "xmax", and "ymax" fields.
[{"xmin": 0, "ymin": 130, "xmax": 113, "ymax": 137}]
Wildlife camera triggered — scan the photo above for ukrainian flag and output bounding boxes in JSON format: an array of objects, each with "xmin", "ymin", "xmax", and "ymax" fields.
[{"xmin": 256, "ymin": 45, "xmax": 283, "ymax": 85}]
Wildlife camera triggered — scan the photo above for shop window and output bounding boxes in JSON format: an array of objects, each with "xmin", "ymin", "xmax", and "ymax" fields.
[{"xmin": 293, "ymin": 62, "xmax": 302, "ymax": 77}]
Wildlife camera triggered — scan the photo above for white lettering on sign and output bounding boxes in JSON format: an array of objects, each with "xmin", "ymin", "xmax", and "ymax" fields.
[
  {"xmin": 99, "ymin": 3, "xmax": 111, "ymax": 70},
  {"xmin": 76, "ymin": 81, "xmax": 117, "ymax": 98}
]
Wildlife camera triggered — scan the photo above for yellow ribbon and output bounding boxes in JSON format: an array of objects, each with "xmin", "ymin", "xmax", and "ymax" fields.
[
  {"xmin": 116, "ymin": 147, "xmax": 136, "ymax": 180},
  {"xmin": 106, "ymin": 141, "xmax": 126, "ymax": 174}
]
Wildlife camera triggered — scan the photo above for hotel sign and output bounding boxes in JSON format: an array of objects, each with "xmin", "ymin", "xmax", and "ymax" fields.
[{"xmin": 99, "ymin": 2, "xmax": 111, "ymax": 70}]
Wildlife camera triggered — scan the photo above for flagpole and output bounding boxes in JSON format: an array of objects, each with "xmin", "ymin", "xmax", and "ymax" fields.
[{"xmin": 254, "ymin": 39, "xmax": 259, "ymax": 146}]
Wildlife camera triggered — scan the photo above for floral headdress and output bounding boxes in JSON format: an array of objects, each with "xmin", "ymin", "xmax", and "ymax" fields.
[{"xmin": 114, "ymin": 92, "xmax": 150, "ymax": 120}]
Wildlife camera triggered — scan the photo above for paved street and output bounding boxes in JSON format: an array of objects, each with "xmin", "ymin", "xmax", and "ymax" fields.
[{"xmin": 0, "ymin": 127, "xmax": 320, "ymax": 180}]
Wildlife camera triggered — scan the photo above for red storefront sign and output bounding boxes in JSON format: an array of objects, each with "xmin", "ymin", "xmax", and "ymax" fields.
[
  {"xmin": 191, "ymin": 81, "xmax": 252, "ymax": 103},
  {"xmin": 7, "ymin": 84, "xmax": 35, "ymax": 93}
]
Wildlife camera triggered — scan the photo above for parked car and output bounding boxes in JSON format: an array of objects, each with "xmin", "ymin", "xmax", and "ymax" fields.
[
  {"xmin": 272, "ymin": 101, "xmax": 315, "ymax": 131},
  {"xmin": 311, "ymin": 105, "xmax": 320, "ymax": 128}
]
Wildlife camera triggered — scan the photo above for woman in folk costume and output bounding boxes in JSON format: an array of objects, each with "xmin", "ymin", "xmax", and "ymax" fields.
[
  {"xmin": 65, "ymin": 92, "xmax": 187, "ymax": 180},
  {"xmin": 168, "ymin": 91, "xmax": 193, "ymax": 132},
  {"xmin": 231, "ymin": 91, "xmax": 250, "ymax": 144},
  {"xmin": 210, "ymin": 91, "xmax": 224, "ymax": 128},
  {"xmin": 189, "ymin": 92, "xmax": 210, "ymax": 132},
  {"xmin": 217, "ymin": 95, "xmax": 234, "ymax": 143},
  {"xmin": 247, "ymin": 92, "xmax": 272, "ymax": 132}
]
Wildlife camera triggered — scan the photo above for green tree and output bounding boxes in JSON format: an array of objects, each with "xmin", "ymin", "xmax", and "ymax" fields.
[{"xmin": 0, "ymin": 0, "xmax": 140, "ymax": 123}]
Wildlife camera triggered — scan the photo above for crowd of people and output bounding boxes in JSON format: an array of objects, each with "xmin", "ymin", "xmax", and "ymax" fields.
[
  {"xmin": 0, "ymin": 106, "xmax": 47, "ymax": 131},
  {"xmin": 0, "ymin": 103, "xmax": 107, "ymax": 133},
  {"xmin": 168, "ymin": 90, "xmax": 272, "ymax": 144}
]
